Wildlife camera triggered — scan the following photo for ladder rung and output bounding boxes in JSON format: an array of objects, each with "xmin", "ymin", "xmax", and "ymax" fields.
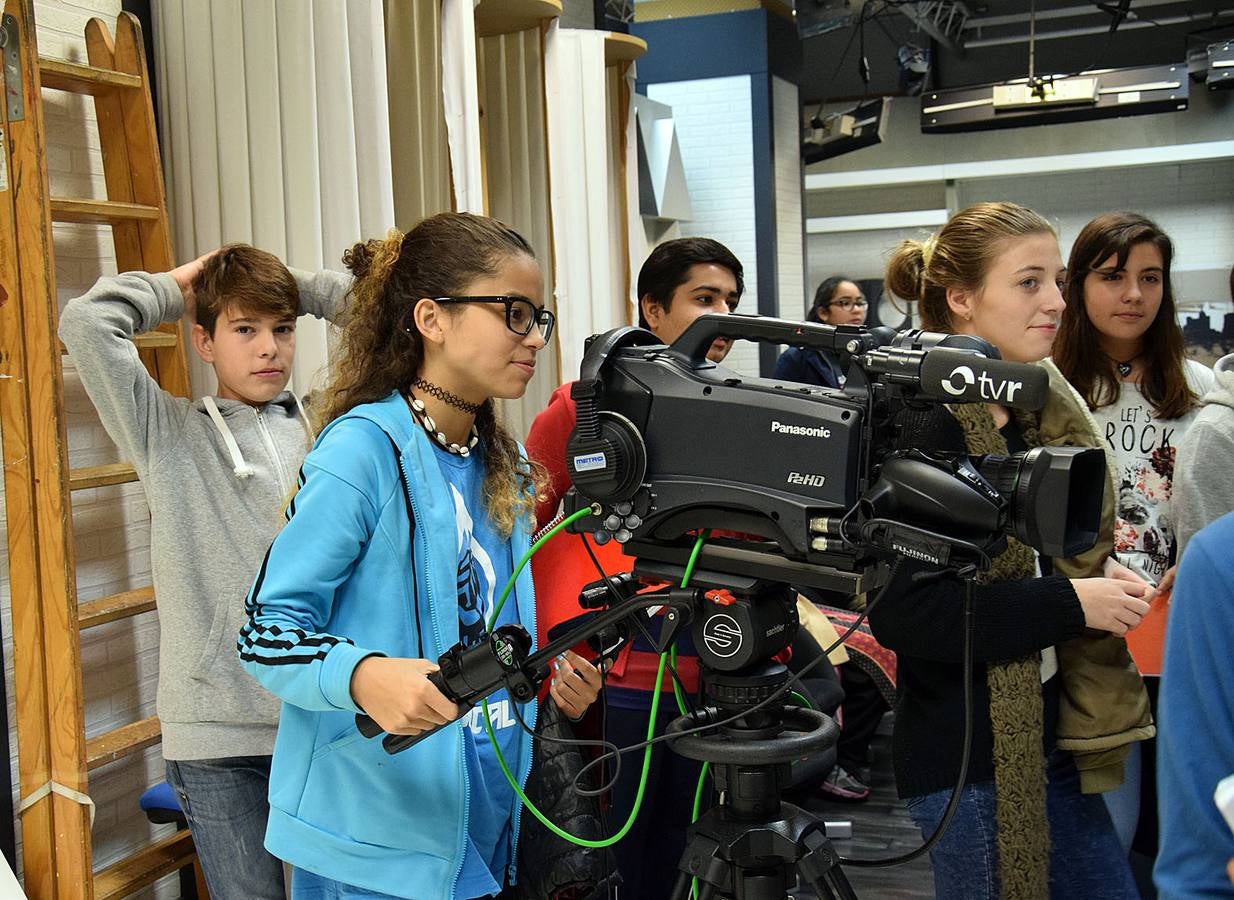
[
  {"xmin": 38, "ymin": 57, "xmax": 143, "ymax": 95},
  {"xmin": 132, "ymin": 330, "xmax": 180, "ymax": 349},
  {"xmin": 50, "ymin": 198, "xmax": 161, "ymax": 224},
  {"xmin": 70, "ymin": 462, "xmax": 138, "ymax": 491},
  {"xmin": 86, "ymin": 715, "xmax": 161, "ymax": 771},
  {"xmin": 79, "ymin": 586, "xmax": 155, "ymax": 630},
  {"xmin": 94, "ymin": 829, "xmax": 196, "ymax": 900}
]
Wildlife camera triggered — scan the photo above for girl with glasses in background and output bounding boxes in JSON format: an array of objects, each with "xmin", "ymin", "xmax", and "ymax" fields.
[
  {"xmin": 773, "ymin": 275, "xmax": 868, "ymax": 389},
  {"xmin": 238, "ymin": 212, "xmax": 602, "ymax": 900}
]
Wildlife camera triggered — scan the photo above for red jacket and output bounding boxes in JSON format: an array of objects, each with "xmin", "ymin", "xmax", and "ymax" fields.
[{"xmin": 526, "ymin": 383, "xmax": 699, "ymax": 701}]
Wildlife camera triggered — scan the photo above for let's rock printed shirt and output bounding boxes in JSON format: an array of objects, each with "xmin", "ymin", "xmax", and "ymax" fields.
[{"xmin": 1088, "ymin": 360, "xmax": 1215, "ymax": 585}]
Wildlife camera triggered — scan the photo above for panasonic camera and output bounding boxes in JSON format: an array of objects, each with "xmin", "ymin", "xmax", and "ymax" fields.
[{"xmin": 562, "ymin": 314, "xmax": 1105, "ymax": 596}]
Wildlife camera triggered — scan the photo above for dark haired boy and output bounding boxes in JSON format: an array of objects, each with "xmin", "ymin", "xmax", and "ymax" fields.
[
  {"xmin": 525, "ymin": 236, "xmax": 743, "ymax": 898},
  {"xmin": 59, "ymin": 247, "xmax": 349, "ymax": 899},
  {"xmin": 532, "ymin": 236, "xmax": 743, "ymax": 523}
]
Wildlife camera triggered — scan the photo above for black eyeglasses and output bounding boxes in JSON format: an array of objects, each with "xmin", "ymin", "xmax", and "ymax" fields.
[
  {"xmin": 434, "ymin": 296, "xmax": 555, "ymax": 342},
  {"xmin": 827, "ymin": 298, "xmax": 868, "ymax": 311}
]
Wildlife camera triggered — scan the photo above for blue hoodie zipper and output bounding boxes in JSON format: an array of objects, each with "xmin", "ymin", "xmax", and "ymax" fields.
[
  {"xmin": 394, "ymin": 419, "xmax": 537, "ymax": 897},
  {"xmin": 395, "ymin": 445, "xmax": 470, "ymax": 899}
]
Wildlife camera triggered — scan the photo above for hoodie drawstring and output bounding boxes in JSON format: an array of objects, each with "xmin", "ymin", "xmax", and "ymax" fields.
[{"xmin": 202, "ymin": 396, "xmax": 257, "ymax": 479}]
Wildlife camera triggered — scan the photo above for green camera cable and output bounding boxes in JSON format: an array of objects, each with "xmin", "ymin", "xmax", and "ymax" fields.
[{"xmin": 478, "ymin": 512, "xmax": 709, "ymax": 848}]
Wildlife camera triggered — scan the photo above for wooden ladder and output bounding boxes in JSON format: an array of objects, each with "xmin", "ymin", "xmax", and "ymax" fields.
[{"xmin": 0, "ymin": 1, "xmax": 200, "ymax": 896}]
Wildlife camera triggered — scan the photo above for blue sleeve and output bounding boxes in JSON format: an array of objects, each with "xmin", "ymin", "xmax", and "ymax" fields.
[
  {"xmin": 237, "ymin": 420, "xmax": 389, "ymax": 714},
  {"xmin": 773, "ymin": 348, "xmax": 806, "ymax": 382},
  {"xmin": 1155, "ymin": 520, "xmax": 1234, "ymax": 899}
]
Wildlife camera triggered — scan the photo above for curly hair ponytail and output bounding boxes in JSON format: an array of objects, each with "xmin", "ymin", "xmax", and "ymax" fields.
[{"xmin": 319, "ymin": 213, "xmax": 545, "ymax": 536}]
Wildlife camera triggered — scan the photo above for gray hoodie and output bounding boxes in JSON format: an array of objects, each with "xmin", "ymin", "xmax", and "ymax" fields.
[
  {"xmin": 1174, "ymin": 352, "xmax": 1234, "ymax": 560},
  {"xmin": 59, "ymin": 267, "xmax": 350, "ymax": 760}
]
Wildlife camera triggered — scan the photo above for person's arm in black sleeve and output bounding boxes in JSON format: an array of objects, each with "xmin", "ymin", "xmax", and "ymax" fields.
[
  {"xmin": 868, "ymin": 561, "xmax": 1084, "ymax": 663},
  {"xmin": 867, "ymin": 404, "xmax": 1086, "ymax": 663}
]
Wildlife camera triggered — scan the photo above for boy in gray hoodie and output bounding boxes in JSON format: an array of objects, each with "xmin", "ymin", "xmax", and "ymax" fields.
[
  {"xmin": 59, "ymin": 247, "xmax": 349, "ymax": 899},
  {"xmin": 1174, "ymin": 350, "xmax": 1234, "ymax": 559}
]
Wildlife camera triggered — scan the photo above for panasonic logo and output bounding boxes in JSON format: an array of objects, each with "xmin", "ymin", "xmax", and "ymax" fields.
[{"xmin": 771, "ymin": 421, "xmax": 832, "ymax": 439}]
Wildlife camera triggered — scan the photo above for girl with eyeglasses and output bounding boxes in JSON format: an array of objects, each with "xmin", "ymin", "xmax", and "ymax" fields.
[
  {"xmin": 238, "ymin": 212, "xmax": 603, "ymax": 899},
  {"xmin": 773, "ymin": 275, "xmax": 868, "ymax": 388}
]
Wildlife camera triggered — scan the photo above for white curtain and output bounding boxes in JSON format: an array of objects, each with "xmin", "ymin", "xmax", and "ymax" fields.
[
  {"xmin": 440, "ymin": 0, "xmax": 484, "ymax": 214},
  {"xmin": 152, "ymin": 0, "xmax": 396, "ymax": 398},
  {"xmin": 544, "ymin": 24, "xmax": 625, "ymax": 383},
  {"xmin": 477, "ymin": 30, "xmax": 559, "ymax": 439},
  {"xmin": 609, "ymin": 60, "xmax": 643, "ymax": 329}
]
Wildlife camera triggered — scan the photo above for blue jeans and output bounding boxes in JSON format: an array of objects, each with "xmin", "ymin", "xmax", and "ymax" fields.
[
  {"xmin": 905, "ymin": 751, "xmax": 1137, "ymax": 900},
  {"xmin": 165, "ymin": 756, "xmax": 285, "ymax": 900},
  {"xmin": 1101, "ymin": 739, "xmax": 1141, "ymax": 852}
]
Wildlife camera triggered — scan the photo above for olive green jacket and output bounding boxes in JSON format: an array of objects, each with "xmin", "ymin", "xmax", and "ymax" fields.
[{"xmin": 1036, "ymin": 358, "xmax": 1155, "ymax": 793}]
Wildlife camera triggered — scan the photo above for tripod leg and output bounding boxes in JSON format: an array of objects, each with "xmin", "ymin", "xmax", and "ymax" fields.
[
  {"xmin": 669, "ymin": 870, "xmax": 692, "ymax": 900},
  {"xmin": 817, "ymin": 868, "xmax": 858, "ymax": 900},
  {"xmin": 796, "ymin": 828, "xmax": 858, "ymax": 900},
  {"xmin": 803, "ymin": 878, "xmax": 838, "ymax": 900}
]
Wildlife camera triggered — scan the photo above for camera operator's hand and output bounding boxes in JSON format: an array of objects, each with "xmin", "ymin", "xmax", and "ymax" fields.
[
  {"xmin": 549, "ymin": 650, "xmax": 605, "ymax": 722},
  {"xmin": 1102, "ymin": 556, "xmax": 1151, "ymax": 589},
  {"xmin": 1070, "ymin": 578, "xmax": 1152, "ymax": 636},
  {"xmin": 350, "ymin": 656, "xmax": 461, "ymax": 735}
]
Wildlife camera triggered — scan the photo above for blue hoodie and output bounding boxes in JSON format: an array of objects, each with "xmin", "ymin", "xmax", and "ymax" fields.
[
  {"xmin": 238, "ymin": 392, "xmax": 537, "ymax": 899},
  {"xmin": 1155, "ymin": 510, "xmax": 1234, "ymax": 899}
]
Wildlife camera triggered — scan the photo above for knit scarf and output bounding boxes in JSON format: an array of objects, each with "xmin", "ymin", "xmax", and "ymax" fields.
[{"xmin": 948, "ymin": 402, "xmax": 1049, "ymax": 900}]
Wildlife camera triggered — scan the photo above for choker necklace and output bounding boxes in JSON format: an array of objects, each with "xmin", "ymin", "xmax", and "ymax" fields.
[
  {"xmin": 411, "ymin": 378, "xmax": 482, "ymax": 415},
  {"xmin": 404, "ymin": 393, "xmax": 479, "ymax": 457}
]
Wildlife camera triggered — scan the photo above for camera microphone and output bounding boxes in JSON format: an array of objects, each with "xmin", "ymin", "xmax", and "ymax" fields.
[{"xmin": 918, "ymin": 350, "xmax": 1049, "ymax": 410}]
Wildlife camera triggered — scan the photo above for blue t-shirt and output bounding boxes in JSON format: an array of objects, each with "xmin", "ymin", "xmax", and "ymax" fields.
[{"xmin": 431, "ymin": 444, "xmax": 520, "ymax": 900}]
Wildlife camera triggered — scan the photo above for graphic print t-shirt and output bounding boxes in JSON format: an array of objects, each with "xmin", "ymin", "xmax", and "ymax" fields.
[
  {"xmin": 431, "ymin": 444, "xmax": 520, "ymax": 899},
  {"xmin": 1088, "ymin": 360, "xmax": 1215, "ymax": 584}
]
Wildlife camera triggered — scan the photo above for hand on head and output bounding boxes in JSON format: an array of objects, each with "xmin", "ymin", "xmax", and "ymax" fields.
[{"xmin": 170, "ymin": 249, "xmax": 221, "ymax": 320}]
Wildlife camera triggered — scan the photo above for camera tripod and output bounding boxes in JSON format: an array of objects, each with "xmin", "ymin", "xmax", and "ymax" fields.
[{"xmin": 665, "ymin": 663, "xmax": 858, "ymax": 900}]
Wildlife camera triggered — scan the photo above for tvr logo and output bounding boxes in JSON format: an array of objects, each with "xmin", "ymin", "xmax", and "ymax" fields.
[{"xmin": 941, "ymin": 365, "xmax": 1023, "ymax": 402}]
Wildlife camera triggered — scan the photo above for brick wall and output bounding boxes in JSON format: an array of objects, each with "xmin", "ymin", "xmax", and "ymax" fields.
[
  {"xmin": 646, "ymin": 75, "xmax": 761, "ymax": 377},
  {"xmin": 807, "ymin": 160, "xmax": 1234, "ymax": 315},
  {"xmin": 958, "ymin": 160, "xmax": 1234, "ymax": 303},
  {"xmin": 772, "ymin": 75, "xmax": 804, "ymax": 322}
]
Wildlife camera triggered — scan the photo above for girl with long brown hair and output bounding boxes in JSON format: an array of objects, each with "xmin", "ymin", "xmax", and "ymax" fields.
[
  {"xmin": 1054, "ymin": 212, "xmax": 1214, "ymax": 599},
  {"xmin": 1053, "ymin": 212, "xmax": 1215, "ymax": 856},
  {"xmin": 238, "ymin": 212, "xmax": 603, "ymax": 899},
  {"xmin": 873, "ymin": 202, "xmax": 1153, "ymax": 900}
]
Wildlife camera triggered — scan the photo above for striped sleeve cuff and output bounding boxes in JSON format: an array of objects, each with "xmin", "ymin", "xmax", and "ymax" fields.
[{"xmin": 319, "ymin": 642, "xmax": 383, "ymax": 713}]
